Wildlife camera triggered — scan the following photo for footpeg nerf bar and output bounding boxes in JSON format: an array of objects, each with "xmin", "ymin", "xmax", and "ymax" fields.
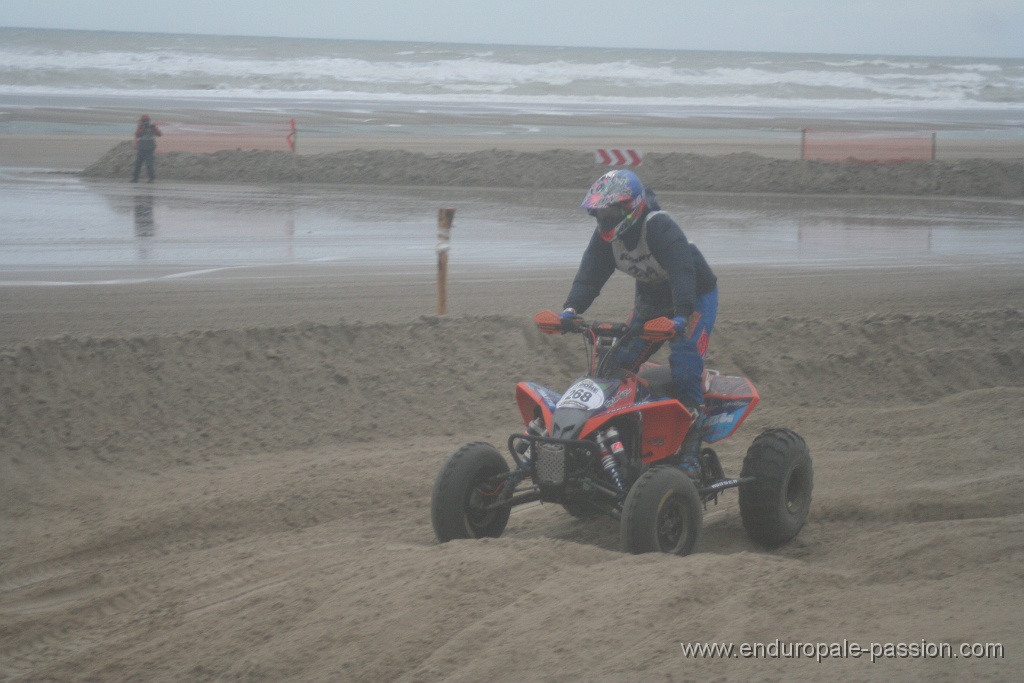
[{"xmin": 698, "ymin": 477, "xmax": 755, "ymax": 497}]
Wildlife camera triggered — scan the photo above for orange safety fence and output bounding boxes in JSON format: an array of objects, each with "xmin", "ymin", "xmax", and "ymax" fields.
[
  {"xmin": 801, "ymin": 129, "xmax": 936, "ymax": 163},
  {"xmin": 154, "ymin": 119, "xmax": 296, "ymax": 154}
]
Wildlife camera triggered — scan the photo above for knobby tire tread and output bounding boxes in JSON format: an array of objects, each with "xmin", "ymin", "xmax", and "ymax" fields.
[
  {"xmin": 431, "ymin": 442, "xmax": 511, "ymax": 542},
  {"xmin": 620, "ymin": 466, "xmax": 703, "ymax": 556},
  {"xmin": 739, "ymin": 428, "xmax": 813, "ymax": 548}
]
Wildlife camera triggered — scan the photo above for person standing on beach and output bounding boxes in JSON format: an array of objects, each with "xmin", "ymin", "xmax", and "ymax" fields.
[
  {"xmin": 557, "ymin": 169, "xmax": 718, "ymax": 480},
  {"xmin": 131, "ymin": 114, "xmax": 162, "ymax": 183}
]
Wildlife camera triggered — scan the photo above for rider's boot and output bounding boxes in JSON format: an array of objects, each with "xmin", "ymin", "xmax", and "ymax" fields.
[{"xmin": 676, "ymin": 406, "xmax": 706, "ymax": 483}]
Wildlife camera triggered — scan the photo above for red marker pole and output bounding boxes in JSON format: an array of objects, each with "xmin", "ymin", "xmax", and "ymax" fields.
[{"xmin": 437, "ymin": 208, "xmax": 455, "ymax": 315}]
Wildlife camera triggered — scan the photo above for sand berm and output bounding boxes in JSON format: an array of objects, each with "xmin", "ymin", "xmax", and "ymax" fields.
[{"xmin": 84, "ymin": 141, "xmax": 1024, "ymax": 197}]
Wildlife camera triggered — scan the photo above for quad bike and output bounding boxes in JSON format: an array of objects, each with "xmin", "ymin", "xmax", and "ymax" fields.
[{"xmin": 431, "ymin": 311, "xmax": 813, "ymax": 556}]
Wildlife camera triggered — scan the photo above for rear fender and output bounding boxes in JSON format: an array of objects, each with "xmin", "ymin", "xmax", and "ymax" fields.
[
  {"xmin": 703, "ymin": 373, "xmax": 760, "ymax": 443},
  {"xmin": 581, "ymin": 398, "xmax": 692, "ymax": 464}
]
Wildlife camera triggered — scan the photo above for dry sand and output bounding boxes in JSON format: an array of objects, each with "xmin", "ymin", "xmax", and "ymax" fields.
[{"xmin": 1, "ymin": 119, "xmax": 1023, "ymax": 682}]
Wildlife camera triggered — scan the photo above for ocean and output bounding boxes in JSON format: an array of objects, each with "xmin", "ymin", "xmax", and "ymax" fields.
[{"xmin": 2, "ymin": 26, "xmax": 1023, "ymax": 137}]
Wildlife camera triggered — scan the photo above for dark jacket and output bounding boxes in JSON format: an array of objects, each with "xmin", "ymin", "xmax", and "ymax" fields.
[
  {"xmin": 135, "ymin": 121, "xmax": 162, "ymax": 151},
  {"xmin": 564, "ymin": 196, "xmax": 717, "ymax": 318}
]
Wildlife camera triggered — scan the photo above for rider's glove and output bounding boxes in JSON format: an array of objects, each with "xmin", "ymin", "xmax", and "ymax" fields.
[
  {"xmin": 672, "ymin": 315, "xmax": 689, "ymax": 337},
  {"xmin": 560, "ymin": 308, "xmax": 581, "ymax": 331}
]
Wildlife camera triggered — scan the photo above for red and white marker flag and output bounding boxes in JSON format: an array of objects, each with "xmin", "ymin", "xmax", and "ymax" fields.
[{"xmin": 595, "ymin": 149, "xmax": 644, "ymax": 166}]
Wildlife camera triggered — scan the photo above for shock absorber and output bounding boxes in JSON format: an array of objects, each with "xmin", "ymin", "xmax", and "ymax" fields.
[
  {"xmin": 514, "ymin": 417, "xmax": 545, "ymax": 464},
  {"xmin": 598, "ymin": 426, "xmax": 627, "ymax": 493}
]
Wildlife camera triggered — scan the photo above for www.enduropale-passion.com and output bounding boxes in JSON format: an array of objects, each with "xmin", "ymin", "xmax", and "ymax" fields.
[{"xmin": 680, "ymin": 639, "xmax": 1005, "ymax": 663}]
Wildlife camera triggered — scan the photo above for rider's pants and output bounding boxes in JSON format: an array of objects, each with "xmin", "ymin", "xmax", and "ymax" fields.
[{"xmin": 615, "ymin": 288, "xmax": 718, "ymax": 408}]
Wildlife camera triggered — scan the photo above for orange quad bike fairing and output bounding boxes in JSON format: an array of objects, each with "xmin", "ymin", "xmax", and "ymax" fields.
[
  {"xmin": 516, "ymin": 374, "xmax": 693, "ymax": 465},
  {"xmin": 582, "ymin": 397, "xmax": 692, "ymax": 465}
]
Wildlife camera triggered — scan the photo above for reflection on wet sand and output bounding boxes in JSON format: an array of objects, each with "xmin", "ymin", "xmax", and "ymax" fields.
[
  {"xmin": 96, "ymin": 180, "xmax": 300, "ymax": 263},
  {"xmin": 0, "ymin": 175, "xmax": 1020, "ymax": 274},
  {"xmin": 133, "ymin": 192, "xmax": 155, "ymax": 238},
  {"xmin": 133, "ymin": 191, "xmax": 155, "ymax": 259}
]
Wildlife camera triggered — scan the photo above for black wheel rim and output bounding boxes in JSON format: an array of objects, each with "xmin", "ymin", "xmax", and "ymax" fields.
[
  {"xmin": 465, "ymin": 473, "xmax": 502, "ymax": 532},
  {"xmin": 656, "ymin": 494, "xmax": 690, "ymax": 553},
  {"xmin": 785, "ymin": 466, "xmax": 808, "ymax": 514}
]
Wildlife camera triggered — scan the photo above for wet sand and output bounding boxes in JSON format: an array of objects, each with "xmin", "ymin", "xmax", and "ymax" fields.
[{"xmin": 1, "ymin": 112, "xmax": 1023, "ymax": 682}]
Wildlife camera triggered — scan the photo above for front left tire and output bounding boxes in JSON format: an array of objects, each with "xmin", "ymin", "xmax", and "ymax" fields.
[{"xmin": 620, "ymin": 466, "xmax": 703, "ymax": 556}]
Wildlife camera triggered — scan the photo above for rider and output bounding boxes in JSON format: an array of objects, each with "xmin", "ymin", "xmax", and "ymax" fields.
[{"xmin": 558, "ymin": 169, "xmax": 718, "ymax": 480}]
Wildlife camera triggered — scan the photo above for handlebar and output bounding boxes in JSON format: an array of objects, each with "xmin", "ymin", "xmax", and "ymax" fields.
[{"xmin": 533, "ymin": 310, "xmax": 676, "ymax": 343}]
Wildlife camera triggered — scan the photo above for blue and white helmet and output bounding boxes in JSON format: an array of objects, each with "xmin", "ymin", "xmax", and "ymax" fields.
[{"xmin": 580, "ymin": 169, "xmax": 647, "ymax": 242}]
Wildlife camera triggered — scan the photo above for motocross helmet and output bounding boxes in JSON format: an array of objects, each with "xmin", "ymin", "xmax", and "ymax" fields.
[{"xmin": 581, "ymin": 169, "xmax": 647, "ymax": 242}]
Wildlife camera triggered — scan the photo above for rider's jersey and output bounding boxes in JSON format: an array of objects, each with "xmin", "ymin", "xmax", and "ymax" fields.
[
  {"xmin": 564, "ymin": 200, "xmax": 717, "ymax": 319},
  {"xmin": 611, "ymin": 211, "xmax": 670, "ymax": 283}
]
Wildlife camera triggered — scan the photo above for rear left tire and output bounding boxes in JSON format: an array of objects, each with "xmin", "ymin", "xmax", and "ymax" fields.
[{"xmin": 739, "ymin": 428, "xmax": 813, "ymax": 548}]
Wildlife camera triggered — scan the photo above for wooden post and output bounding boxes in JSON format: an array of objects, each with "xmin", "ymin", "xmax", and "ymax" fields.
[{"xmin": 437, "ymin": 207, "xmax": 455, "ymax": 315}]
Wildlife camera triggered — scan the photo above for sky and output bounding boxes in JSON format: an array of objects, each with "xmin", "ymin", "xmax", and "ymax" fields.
[{"xmin": 1, "ymin": 0, "xmax": 1022, "ymax": 58}]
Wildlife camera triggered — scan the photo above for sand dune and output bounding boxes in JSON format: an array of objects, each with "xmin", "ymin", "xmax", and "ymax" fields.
[{"xmin": 2, "ymin": 309, "xmax": 1021, "ymax": 464}]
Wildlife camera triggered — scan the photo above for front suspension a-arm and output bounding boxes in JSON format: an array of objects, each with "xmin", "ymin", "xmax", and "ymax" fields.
[{"xmin": 504, "ymin": 433, "xmax": 625, "ymax": 503}]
